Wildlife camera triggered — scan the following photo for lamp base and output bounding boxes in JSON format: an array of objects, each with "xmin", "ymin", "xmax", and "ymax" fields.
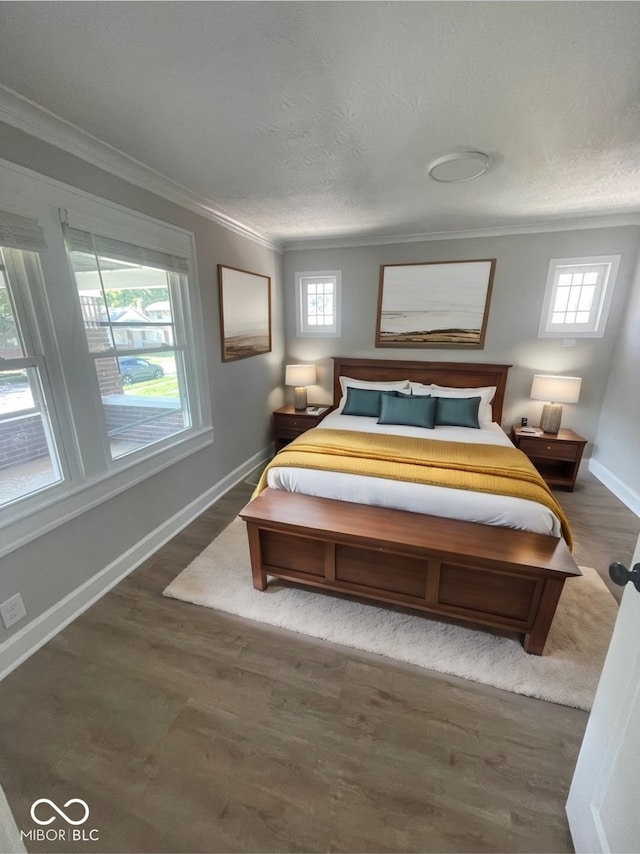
[
  {"xmin": 293, "ymin": 387, "xmax": 307, "ymax": 411},
  {"xmin": 540, "ymin": 403, "xmax": 563, "ymax": 434}
]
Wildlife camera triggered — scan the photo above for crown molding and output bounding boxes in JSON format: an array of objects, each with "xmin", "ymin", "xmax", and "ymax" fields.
[
  {"xmin": 282, "ymin": 214, "xmax": 640, "ymax": 252},
  {"xmin": 0, "ymin": 85, "xmax": 282, "ymax": 254},
  {"xmin": 2, "ymin": 86, "xmax": 638, "ymax": 257}
]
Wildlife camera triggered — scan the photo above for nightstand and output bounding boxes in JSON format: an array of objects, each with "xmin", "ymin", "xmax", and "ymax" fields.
[
  {"xmin": 510, "ymin": 425, "xmax": 587, "ymax": 491},
  {"xmin": 273, "ymin": 405, "xmax": 330, "ymax": 452}
]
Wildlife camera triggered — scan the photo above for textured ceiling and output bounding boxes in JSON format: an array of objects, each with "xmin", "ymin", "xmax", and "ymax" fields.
[{"xmin": 1, "ymin": 1, "xmax": 640, "ymax": 247}]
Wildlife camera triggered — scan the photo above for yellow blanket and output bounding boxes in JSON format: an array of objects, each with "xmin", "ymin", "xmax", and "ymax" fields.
[{"xmin": 254, "ymin": 428, "xmax": 573, "ymax": 547}]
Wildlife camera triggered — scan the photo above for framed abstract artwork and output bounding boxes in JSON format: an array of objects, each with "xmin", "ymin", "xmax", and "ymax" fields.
[
  {"xmin": 376, "ymin": 259, "xmax": 496, "ymax": 349},
  {"xmin": 218, "ymin": 265, "xmax": 272, "ymax": 361}
]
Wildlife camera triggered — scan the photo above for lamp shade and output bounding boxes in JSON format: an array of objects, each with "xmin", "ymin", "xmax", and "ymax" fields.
[
  {"xmin": 530, "ymin": 374, "xmax": 582, "ymax": 404},
  {"xmin": 285, "ymin": 364, "xmax": 316, "ymax": 388}
]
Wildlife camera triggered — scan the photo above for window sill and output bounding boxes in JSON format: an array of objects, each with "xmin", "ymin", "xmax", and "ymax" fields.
[{"xmin": 0, "ymin": 426, "xmax": 213, "ymax": 559}]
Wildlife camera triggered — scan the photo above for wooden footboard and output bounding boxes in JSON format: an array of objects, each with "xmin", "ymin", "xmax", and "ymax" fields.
[{"xmin": 240, "ymin": 489, "xmax": 581, "ymax": 655}]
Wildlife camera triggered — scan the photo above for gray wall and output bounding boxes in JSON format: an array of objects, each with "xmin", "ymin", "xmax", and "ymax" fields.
[
  {"xmin": 284, "ymin": 227, "xmax": 639, "ymax": 447},
  {"xmin": 0, "ymin": 122, "xmax": 284, "ymax": 645},
  {"xmin": 593, "ymin": 248, "xmax": 640, "ymax": 499}
]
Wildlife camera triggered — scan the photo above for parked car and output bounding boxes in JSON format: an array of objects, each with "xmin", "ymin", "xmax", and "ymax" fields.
[{"xmin": 118, "ymin": 357, "xmax": 164, "ymax": 385}]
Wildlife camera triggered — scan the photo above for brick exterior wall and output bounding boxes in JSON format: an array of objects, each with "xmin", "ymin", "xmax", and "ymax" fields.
[
  {"xmin": 104, "ymin": 402, "xmax": 184, "ymax": 443},
  {"xmin": 0, "ymin": 413, "xmax": 49, "ymax": 470},
  {"xmin": 96, "ymin": 355, "xmax": 124, "ymax": 396},
  {"xmin": 2, "ymin": 402, "xmax": 183, "ymax": 471},
  {"xmin": 80, "ymin": 295, "xmax": 124, "ymax": 395}
]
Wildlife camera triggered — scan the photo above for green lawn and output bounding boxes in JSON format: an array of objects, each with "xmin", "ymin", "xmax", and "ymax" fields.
[{"xmin": 124, "ymin": 376, "xmax": 179, "ymax": 398}]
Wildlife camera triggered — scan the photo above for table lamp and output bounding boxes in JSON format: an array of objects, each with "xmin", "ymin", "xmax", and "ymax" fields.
[
  {"xmin": 530, "ymin": 374, "xmax": 582, "ymax": 434},
  {"xmin": 285, "ymin": 363, "xmax": 316, "ymax": 411}
]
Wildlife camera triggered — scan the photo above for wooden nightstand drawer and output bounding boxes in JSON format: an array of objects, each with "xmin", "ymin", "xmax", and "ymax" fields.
[
  {"xmin": 274, "ymin": 416, "xmax": 306, "ymax": 432},
  {"xmin": 272, "ymin": 405, "xmax": 330, "ymax": 452},
  {"xmin": 510, "ymin": 425, "xmax": 587, "ymax": 491},
  {"xmin": 518, "ymin": 439, "xmax": 582, "ymax": 461},
  {"xmin": 276, "ymin": 424, "xmax": 305, "ymax": 439}
]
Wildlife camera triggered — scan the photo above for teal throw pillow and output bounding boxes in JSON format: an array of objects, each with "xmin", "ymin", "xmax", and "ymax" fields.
[
  {"xmin": 342, "ymin": 387, "xmax": 394, "ymax": 417},
  {"xmin": 378, "ymin": 392, "xmax": 436, "ymax": 429},
  {"xmin": 435, "ymin": 396, "xmax": 481, "ymax": 428}
]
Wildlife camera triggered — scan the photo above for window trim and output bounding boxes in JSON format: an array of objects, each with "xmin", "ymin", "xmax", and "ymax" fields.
[
  {"xmin": 295, "ymin": 270, "xmax": 342, "ymax": 337},
  {"xmin": 61, "ymin": 206, "xmax": 211, "ymax": 448},
  {"xmin": 0, "ymin": 159, "xmax": 213, "ymax": 556},
  {"xmin": 1, "ymin": 249, "xmax": 70, "ymax": 507},
  {"xmin": 538, "ymin": 255, "xmax": 620, "ymax": 338},
  {"xmin": 64, "ymin": 224, "xmax": 199, "ymax": 463},
  {"xmin": 0, "ymin": 427, "xmax": 213, "ymax": 560}
]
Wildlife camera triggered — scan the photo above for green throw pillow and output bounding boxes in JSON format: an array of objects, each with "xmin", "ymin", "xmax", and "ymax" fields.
[
  {"xmin": 435, "ymin": 396, "xmax": 481, "ymax": 428},
  {"xmin": 378, "ymin": 392, "xmax": 436, "ymax": 429}
]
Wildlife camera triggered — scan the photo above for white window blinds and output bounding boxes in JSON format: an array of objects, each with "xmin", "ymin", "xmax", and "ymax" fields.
[
  {"xmin": 0, "ymin": 209, "xmax": 47, "ymax": 252},
  {"xmin": 62, "ymin": 224, "xmax": 189, "ymax": 275}
]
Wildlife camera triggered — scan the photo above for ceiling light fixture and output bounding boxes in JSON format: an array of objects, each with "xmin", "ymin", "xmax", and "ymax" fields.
[{"xmin": 427, "ymin": 151, "xmax": 491, "ymax": 183}]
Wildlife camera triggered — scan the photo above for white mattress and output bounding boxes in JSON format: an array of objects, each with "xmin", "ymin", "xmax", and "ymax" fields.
[{"xmin": 267, "ymin": 410, "xmax": 562, "ymax": 537}]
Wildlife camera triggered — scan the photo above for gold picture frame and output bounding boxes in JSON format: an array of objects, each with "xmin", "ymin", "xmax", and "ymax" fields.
[
  {"xmin": 376, "ymin": 259, "xmax": 496, "ymax": 349},
  {"xmin": 218, "ymin": 265, "xmax": 272, "ymax": 361}
]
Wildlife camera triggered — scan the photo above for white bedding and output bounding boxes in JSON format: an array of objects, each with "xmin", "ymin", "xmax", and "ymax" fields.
[{"xmin": 267, "ymin": 410, "xmax": 563, "ymax": 537}]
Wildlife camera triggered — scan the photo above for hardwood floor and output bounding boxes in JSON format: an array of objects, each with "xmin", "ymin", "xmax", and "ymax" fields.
[
  {"xmin": 558, "ymin": 470, "xmax": 639, "ymax": 602},
  {"xmin": 0, "ymin": 469, "xmax": 637, "ymax": 853}
]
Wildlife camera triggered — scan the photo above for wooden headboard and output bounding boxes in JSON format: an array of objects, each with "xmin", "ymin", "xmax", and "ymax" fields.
[{"xmin": 332, "ymin": 357, "xmax": 511, "ymax": 424}]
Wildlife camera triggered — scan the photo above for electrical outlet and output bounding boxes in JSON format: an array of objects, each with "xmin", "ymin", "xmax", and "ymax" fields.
[{"xmin": 1, "ymin": 593, "xmax": 26, "ymax": 629}]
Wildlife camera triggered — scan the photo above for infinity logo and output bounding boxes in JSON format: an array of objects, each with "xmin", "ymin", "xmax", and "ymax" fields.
[{"xmin": 30, "ymin": 798, "xmax": 90, "ymax": 826}]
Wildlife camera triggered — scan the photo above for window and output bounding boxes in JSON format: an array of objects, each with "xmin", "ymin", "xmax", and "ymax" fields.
[
  {"xmin": 0, "ymin": 169, "xmax": 210, "ymax": 554},
  {"xmin": 0, "ymin": 214, "xmax": 65, "ymax": 510},
  {"xmin": 539, "ymin": 255, "xmax": 620, "ymax": 338},
  {"xmin": 64, "ymin": 224, "xmax": 195, "ymax": 461},
  {"xmin": 295, "ymin": 270, "xmax": 341, "ymax": 337}
]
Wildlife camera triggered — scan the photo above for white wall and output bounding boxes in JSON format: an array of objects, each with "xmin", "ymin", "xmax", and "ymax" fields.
[
  {"xmin": 0, "ymin": 121, "xmax": 284, "ymax": 675},
  {"xmin": 283, "ymin": 227, "xmax": 640, "ymax": 446},
  {"xmin": 591, "ymin": 249, "xmax": 640, "ymax": 512}
]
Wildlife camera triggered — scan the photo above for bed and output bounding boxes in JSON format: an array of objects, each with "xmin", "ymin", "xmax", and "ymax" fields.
[{"xmin": 240, "ymin": 357, "xmax": 581, "ymax": 655}]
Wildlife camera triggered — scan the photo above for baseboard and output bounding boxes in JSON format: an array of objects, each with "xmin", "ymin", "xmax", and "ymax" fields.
[
  {"xmin": 0, "ymin": 446, "xmax": 272, "ymax": 681},
  {"xmin": 589, "ymin": 458, "xmax": 640, "ymax": 518}
]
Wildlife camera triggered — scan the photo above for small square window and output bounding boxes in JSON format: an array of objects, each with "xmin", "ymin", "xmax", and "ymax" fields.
[
  {"xmin": 295, "ymin": 271, "xmax": 342, "ymax": 337},
  {"xmin": 539, "ymin": 255, "xmax": 620, "ymax": 338}
]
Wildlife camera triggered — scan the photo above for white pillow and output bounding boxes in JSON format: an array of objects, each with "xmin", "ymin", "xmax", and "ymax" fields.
[
  {"xmin": 409, "ymin": 382, "xmax": 497, "ymax": 427},
  {"xmin": 408, "ymin": 382, "xmax": 432, "ymax": 397},
  {"xmin": 338, "ymin": 376, "xmax": 410, "ymax": 412}
]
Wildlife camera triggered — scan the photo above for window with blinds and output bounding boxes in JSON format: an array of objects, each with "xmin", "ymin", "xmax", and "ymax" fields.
[
  {"xmin": 64, "ymin": 223, "xmax": 195, "ymax": 461},
  {"xmin": 0, "ymin": 170, "xmax": 209, "ymax": 554},
  {"xmin": 0, "ymin": 210, "xmax": 64, "ymax": 509}
]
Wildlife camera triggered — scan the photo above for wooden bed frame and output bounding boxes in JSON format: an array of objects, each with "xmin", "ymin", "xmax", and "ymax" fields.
[{"xmin": 240, "ymin": 357, "xmax": 581, "ymax": 655}]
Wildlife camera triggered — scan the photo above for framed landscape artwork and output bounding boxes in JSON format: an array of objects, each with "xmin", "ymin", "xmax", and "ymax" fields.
[
  {"xmin": 376, "ymin": 259, "xmax": 496, "ymax": 348},
  {"xmin": 218, "ymin": 265, "xmax": 272, "ymax": 361}
]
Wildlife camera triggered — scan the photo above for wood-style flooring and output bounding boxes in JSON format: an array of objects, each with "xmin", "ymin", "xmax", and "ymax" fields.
[{"xmin": 0, "ymin": 468, "xmax": 638, "ymax": 853}]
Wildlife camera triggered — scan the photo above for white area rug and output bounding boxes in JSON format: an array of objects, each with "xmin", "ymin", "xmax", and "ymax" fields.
[{"xmin": 163, "ymin": 518, "xmax": 618, "ymax": 710}]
